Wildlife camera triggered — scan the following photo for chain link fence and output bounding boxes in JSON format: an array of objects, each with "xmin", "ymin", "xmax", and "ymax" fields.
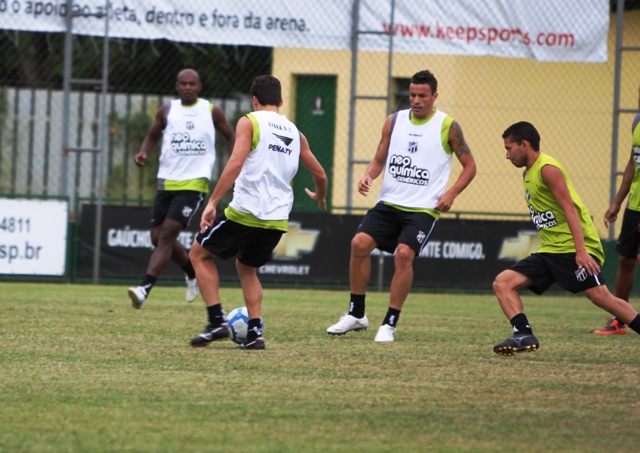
[
  {"xmin": 0, "ymin": 0, "xmax": 639, "ymax": 240},
  {"xmin": 0, "ymin": 31, "xmax": 270, "ymax": 208}
]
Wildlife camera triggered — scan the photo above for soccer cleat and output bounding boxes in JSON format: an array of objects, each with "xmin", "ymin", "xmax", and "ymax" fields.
[
  {"xmin": 493, "ymin": 333, "xmax": 539, "ymax": 356},
  {"xmin": 237, "ymin": 337, "xmax": 265, "ymax": 350},
  {"xmin": 594, "ymin": 317, "xmax": 627, "ymax": 335},
  {"xmin": 186, "ymin": 277, "xmax": 199, "ymax": 303},
  {"xmin": 327, "ymin": 314, "xmax": 369, "ymax": 336},
  {"xmin": 374, "ymin": 324, "xmax": 396, "ymax": 342},
  {"xmin": 128, "ymin": 286, "xmax": 147, "ymax": 310},
  {"xmin": 190, "ymin": 324, "xmax": 230, "ymax": 347}
]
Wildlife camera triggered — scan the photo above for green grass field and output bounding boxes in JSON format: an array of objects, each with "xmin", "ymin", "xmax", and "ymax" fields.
[{"xmin": 1, "ymin": 282, "xmax": 638, "ymax": 452}]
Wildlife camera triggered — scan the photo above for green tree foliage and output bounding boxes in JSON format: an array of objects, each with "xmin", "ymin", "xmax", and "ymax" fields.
[
  {"xmin": 106, "ymin": 109, "xmax": 156, "ymax": 202},
  {"xmin": 0, "ymin": 31, "xmax": 272, "ymax": 97}
]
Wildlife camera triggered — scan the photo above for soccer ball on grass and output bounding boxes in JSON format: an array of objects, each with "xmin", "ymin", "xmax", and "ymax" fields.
[{"xmin": 226, "ymin": 306, "xmax": 264, "ymax": 344}]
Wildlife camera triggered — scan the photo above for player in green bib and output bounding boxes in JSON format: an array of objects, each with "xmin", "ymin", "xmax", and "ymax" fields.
[
  {"xmin": 492, "ymin": 121, "xmax": 640, "ymax": 355},
  {"xmin": 594, "ymin": 112, "xmax": 640, "ymax": 334}
]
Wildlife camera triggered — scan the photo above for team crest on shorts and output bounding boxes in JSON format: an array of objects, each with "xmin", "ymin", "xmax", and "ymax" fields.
[
  {"xmin": 416, "ymin": 230, "xmax": 426, "ymax": 243},
  {"xmin": 182, "ymin": 206, "xmax": 193, "ymax": 217},
  {"xmin": 575, "ymin": 267, "xmax": 588, "ymax": 282}
]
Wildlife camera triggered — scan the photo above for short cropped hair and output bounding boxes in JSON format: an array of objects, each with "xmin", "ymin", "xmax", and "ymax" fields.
[
  {"xmin": 502, "ymin": 121, "xmax": 541, "ymax": 151},
  {"xmin": 251, "ymin": 75, "xmax": 281, "ymax": 106},
  {"xmin": 411, "ymin": 70, "xmax": 438, "ymax": 95}
]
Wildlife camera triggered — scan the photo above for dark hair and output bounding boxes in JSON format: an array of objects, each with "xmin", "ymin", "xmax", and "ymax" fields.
[
  {"xmin": 251, "ymin": 75, "xmax": 281, "ymax": 106},
  {"xmin": 411, "ymin": 70, "xmax": 438, "ymax": 95},
  {"xmin": 502, "ymin": 121, "xmax": 541, "ymax": 151}
]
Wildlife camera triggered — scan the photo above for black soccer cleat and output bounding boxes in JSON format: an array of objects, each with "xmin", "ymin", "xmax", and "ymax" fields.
[
  {"xmin": 190, "ymin": 324, "xmax": 230, "ymax": 347},
  {"xmin": 493, "ymin": 333, "xmax": 539, "ymax": 356},
  {"xmin": 237, "ymin": 337, "xmax": 265, "ymax": 350}
]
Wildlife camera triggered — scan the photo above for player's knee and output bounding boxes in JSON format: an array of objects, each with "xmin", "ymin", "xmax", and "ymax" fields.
[
  {"xmin": 149, "ymin": 230, "xmax": 160, "ymax": 247},
  {"xmin": 351, "ymin": 234, "xmax": 372, "ymax": 256},
  {"xmin": 189, "ymin": 244, "xmax": 203, "ymax": 263},
  {"xmin": 492, "ymin": 272, "xmax": 510, "ymax": 294},
  {"xmin": 394, "ymin": 246, "xmax": 415, "ymax": 267}
]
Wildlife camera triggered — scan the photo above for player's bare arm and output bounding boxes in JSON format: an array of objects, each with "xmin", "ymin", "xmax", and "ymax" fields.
[
  {"xmin": 542, "ymin": 164, "xmax": 600, "ymax": 276},
  {"xmin": 449, "ymin": 120, "xmax": 472, "ymax": 158},
  {"xmin": 299, "ymin": 132, "xmax": 328, "ymax": 210},
  {"xmin": 604, "ymin": 151, "xmax": 634, "ymax": 227},
  {"xmin": 200, "ymin": 116, "xmax": 252, "ymax": 231},
  {"xmin": 134, "ymin": 105, "xmax": 166, "ymax": 166},
  {"xmin": 435, "ymin": 120, "xmax": 477, "ymax": 212},
  {"xmin": 359, "ymin": 115, "xmax": 393, "ymax": 196},
  {"xmin": 212, "ymin": 105, "xmax": 236, "ymax": 156}
]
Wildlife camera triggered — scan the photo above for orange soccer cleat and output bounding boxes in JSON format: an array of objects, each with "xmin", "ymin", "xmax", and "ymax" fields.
[{"xmin": 594, "ymin": 317, "xmax": 627, "ymax": 335}]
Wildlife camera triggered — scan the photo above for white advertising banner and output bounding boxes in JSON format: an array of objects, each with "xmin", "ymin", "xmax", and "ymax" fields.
[
  {"xmin": 0, "ymin": 0, "xmax": 609, "ymax": 63},
  {"xmin": 0, "ymin": 199, "xmax": 68, "ymax": 276}
]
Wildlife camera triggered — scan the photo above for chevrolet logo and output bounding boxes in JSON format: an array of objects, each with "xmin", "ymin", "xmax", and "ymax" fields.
[
  {"xmin": 273, "ymin": 222, "xmax": 320, "ymax": 260},
  {"xmin": 499, "ymin": 231, "xmax": 540, "ymax": 261}
]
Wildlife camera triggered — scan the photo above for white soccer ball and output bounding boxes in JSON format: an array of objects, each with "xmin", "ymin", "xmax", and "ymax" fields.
[{"xmin": 227, "ymin": 306, "xmax": 264, "ymax": 344}]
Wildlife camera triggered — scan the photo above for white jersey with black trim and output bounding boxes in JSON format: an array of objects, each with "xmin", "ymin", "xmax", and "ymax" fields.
[
  {"xmin": 157, "ymin": 98, "xmax": 216, "ymax": 181},
  {"xmin": 378, "ymin": 108, "xmax": 453, "ymax": 209},
  {"xmin": 229, "ymin": 110, "xmax": 301, "ymax": 220}
]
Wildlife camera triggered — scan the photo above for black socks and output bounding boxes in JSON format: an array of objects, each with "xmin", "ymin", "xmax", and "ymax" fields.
[
  {"xmin": 348, "ymin": 293, "xmax": 366, "ymax": 319},
  {"xmin": 510, "ymin": 313, "xmax": 533, "ymax": 335},
  {"xmin": 206, "ymin": 304, "xmax": 226, "ymax": 327},
  {"xmin": 628, "ymin": 314, "xmax": 640, "ymax": 334},
  {"xmin": 246, "ymin": 318, "xmax": 263, "ymax": 341},
  {"xmin": 141, "ymin": 274, "xmax": 157, "ymax": 295},
  {"xmin": 382, "ymin": 308, "xmax": 401, "ymax": 327},
  {"xmin": 181, "ymin": 260, "xmax": 196, "ymax": 280}
]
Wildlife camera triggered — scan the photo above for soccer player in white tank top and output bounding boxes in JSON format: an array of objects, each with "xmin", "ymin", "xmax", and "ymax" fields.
[
  {"xmin": 327, "ymin": 70, "xmax": 477, "ymax": 342},
  {"xmin": 127, "ymin": 69, "xmax": 235, "ymax": 310},
  {"xmin": 188, "ymin": 75, "xmax": 328, "ymax": 350}
]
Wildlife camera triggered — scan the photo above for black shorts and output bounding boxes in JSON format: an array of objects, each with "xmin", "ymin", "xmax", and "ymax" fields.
[
  {"xmin": 616, "ymin": 208, "xmax": 640, "ymax": 258},
  {"xmin": 510, "ymin": 252, "xmax": 606, "ymax": 295},
  {"xmin": 357, "ymin": 202, "xmax": 438, "ymax": 254},
  {"xmin": 151, "ymin": 190, "xmax": 205, "ymax": 228},
  {"xmin": 195, "ymin": 210, "xmax": 284, "ymax": 268}
]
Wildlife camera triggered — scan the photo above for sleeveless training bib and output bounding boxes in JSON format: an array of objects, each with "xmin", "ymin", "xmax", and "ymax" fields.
[
  {"xmin": 158, "ymin": 99, "xmax": 216, "ymax": 188},
  {"xmin": 524, "ymin": 153, "xmax": 604, "ymax": 263},
  {"xmin": 228, "ymin": 111, "xmax": 301, "ymax": 222},
  {"xmin": 626, "ymin": 113, "xmax": 640, "ymax": 211},
  {"xmin": 378, "ymin": 108, "xmax": 453, "ymax": 211}
]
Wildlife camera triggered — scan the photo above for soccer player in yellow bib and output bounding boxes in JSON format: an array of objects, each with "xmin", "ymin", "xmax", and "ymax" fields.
[
  {"xmin": 595, "ymin": 111, "xmax": 640, "ymax": 334},
  {"xmin": 492, "ymin": 121, "xmax": 640, "ymax": 355}
]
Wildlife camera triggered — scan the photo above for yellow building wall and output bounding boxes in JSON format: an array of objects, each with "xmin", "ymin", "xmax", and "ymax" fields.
[{"xmin": 272, "ymin": 10, "xmax": 640, "ymax": 239}]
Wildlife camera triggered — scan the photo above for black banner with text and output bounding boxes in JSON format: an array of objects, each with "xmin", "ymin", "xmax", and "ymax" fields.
[{"xmin": 77, "ymin": 205, "xmax": 537, "ymax": 289}]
